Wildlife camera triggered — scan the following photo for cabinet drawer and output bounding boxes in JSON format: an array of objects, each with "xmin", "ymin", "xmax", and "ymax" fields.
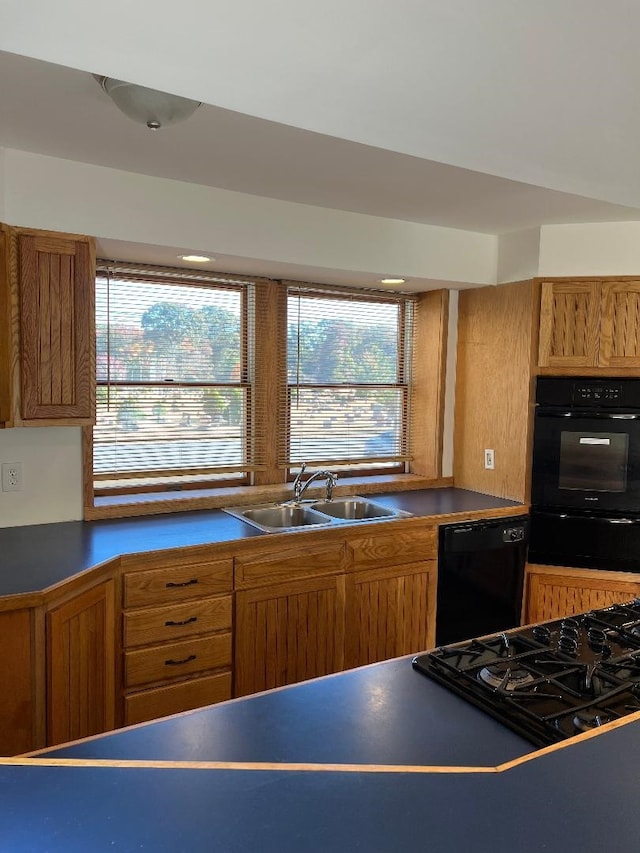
[
  {"xmin": 124, "ymin": 672, "xmax": 232, "ymax": 726},
  {"xmin": 346, "ymin": 526, "xmax": 436, "ymax": 569},
  {"xmin": 125, "ymin": 633, "xmax": 232, "ymax": 689},
  {"xmin": 123, "ymin": 559, "xmax": 232, "ymax": 608},
  {"xmin": 123, "ymin": 595, "xmax": 232, "ymax": 648},
  {"xmin": 235, "ymin": 542, "xmax": 344, "ymax": 588}
]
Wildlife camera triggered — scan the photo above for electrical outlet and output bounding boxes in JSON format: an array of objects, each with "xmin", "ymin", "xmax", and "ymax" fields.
[
  {"xmin": 2, "ymin": 462, "xmax": 23, "ymax": 492},
  {"xmin": 484, "ymin": 449, "xmax": 495, "ymax": 470}
]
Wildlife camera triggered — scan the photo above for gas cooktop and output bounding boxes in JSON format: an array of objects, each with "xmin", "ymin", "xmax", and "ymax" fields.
[{"xmin": 413, "ymin": 599, "xmax": 640, "ymax": 747}]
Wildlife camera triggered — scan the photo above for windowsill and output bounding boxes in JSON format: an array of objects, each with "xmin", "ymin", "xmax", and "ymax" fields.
[{"xmin": 85, "ymin": 474, "xmax": 453, "ymax": 520}]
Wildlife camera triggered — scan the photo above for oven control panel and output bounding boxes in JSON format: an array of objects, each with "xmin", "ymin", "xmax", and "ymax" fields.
[{"xmin": 573, "ymin": 383, "xmax": 622, "ymax": 402}]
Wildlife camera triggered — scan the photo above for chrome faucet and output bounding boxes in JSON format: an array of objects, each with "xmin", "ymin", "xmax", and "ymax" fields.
[{"xmin": 292, "ymin": 462, "xmax": 338, "ymax": 503}]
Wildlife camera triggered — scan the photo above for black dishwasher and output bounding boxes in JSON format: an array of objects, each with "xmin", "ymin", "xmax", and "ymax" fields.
[{"xmin": 436, "ymin": 515, "xmax": 529, "ymax": 646}]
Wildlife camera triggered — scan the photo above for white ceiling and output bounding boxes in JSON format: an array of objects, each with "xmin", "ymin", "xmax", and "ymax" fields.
[{"xmin": 2, "ymin": 0, "xmax": 640, "ymax": 285}]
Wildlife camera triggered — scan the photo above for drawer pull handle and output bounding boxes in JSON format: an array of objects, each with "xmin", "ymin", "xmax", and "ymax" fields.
[
  {"xmin": 165, "ymin": 616, "xmax": 198, "ymax": 627},
  {"xmin": 166, "ymin": 579, "xmax": 199, "ymax": 588},
  {"xmin": 165, "ymin": 654, "xmax": 197, "ymax": 666}
]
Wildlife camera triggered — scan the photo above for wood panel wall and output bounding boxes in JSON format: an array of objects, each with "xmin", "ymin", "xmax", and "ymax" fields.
[{"xmin": 453, "ymin": 280, "xmax": 537, "ymax": 502}]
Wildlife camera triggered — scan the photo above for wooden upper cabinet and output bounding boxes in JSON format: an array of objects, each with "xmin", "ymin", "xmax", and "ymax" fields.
[
  {"xmin": 0, "ymin": 227, "xmax": 13, "ymax": 424},
  {"xmin": 599, "ymin": 281, "xmax": 640, "ymax": 368},
  {"xmin": 538, "ymin": 281, "xmax": 601, "ymax": 368},
  {"xmin": 17, "ymin": 229, "xmax": 95, "ymax": 422},
  {"xmin": 538, "ymin": 280, "xmax": 640, "ymax": 371}
]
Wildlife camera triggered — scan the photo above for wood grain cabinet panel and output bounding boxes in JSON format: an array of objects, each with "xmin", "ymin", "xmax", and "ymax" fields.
[
  {"xmin": 124, "ymin": 672, "xmax": 232, "ymax": 726},
  {"xmin": 344, "ymin": 561, "xmax": 436, "ymax": 669},
  {"xmin": 47, "ymin": 580, "xmax": 116, "ymax": 746},
  {"xmin": 18, "ymin": 232, "xmax": 95, "ymax": 421},
  {"xmin": 538, "ymin": 279, "xmax": 640, "ymax": 371},
  {"xmin": 600, "ymin": 281, "xmax": 640, "ymax": 368},
  {"xmin": 123, "ymin": 595, "xmax": 232, "ymax": 647},
  {"xmin": 525, "ymin": 564, "xmax": 640, "ymax": 624},
  {"xmin": 0, "ymin": 609, "xmax": 39, "ymax": 756},
  {"xmin": 235, "ymin": 574, "xmax": 346, "ymax": 696},
  {"xmin": 0, "ymin": 226, "xmax": 13, "ymax": 424},
  {"xmin": 125, "ymin": 633, "xmax": 232, "ymax": 689},
  {"xmin": 345, "ymin": 526, "xmax": 436, "ymax": 570},
  {"xmin": 123, "ymin": 559, "xmax": 232, "ymax": 608},
  {"xmin": 538, "ymin": 281, "xmax": 601, "ymax": 368}
]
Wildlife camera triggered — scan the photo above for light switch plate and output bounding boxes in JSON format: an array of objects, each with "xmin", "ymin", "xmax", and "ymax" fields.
[{"xmin": 484, "ymin": 449, "xmax": 495, "ymax": 470}]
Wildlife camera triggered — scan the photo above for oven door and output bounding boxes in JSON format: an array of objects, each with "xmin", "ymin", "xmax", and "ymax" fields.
[{"xmin": 532, "ymin": 409, "xmax": 640, "ymax": 513}]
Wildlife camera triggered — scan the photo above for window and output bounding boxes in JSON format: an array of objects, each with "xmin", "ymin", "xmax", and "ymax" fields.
[
  {"xmin": 86, "ymin": 264, "xmax": 442, "ymax": 516},
  {"xmin": 282, "ymin": 283, "xmax": 416, "ymax": 474},
  {"xmin": 93, "ymin": 263, "xmax": 258, "ymax": 497}
]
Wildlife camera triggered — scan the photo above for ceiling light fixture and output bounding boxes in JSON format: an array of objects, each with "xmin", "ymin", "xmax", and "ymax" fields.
[
  {"xmin": 94, "ymin": 75, "xmax": 202, "ymax": 130},
  {"xmin": 179, "ymin": 255, "xmax": 212, "ymax": 263},
  {"xmin": 379, "ymin": 277, "xmax": 406, "ymax": 285}
]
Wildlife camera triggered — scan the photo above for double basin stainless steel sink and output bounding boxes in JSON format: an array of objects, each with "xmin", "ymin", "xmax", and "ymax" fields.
[{"xmin": 223, "ymin": 496, "xmax": 412, "ymax": 533}]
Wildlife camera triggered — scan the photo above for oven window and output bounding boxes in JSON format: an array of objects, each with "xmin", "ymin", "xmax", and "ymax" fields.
[{"xmin": 559, "ymin": 432, "xmax": 628, "ymax": 492}]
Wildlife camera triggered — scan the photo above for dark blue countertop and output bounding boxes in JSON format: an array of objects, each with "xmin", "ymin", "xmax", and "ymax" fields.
[
  {"xmin": 0, "ymin": 488, "xmax": 523, "ymax": 596},
  {"xmin": 6, "ymin": 657, "xmax": 640, "ymax": 852},
  {"xmin": 46, "ymin": 658, "xmax": 534, "ymax": 767}
]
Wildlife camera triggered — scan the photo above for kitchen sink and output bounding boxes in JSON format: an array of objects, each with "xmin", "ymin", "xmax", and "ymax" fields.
[
  {"xmin": 233, "ymin": 504, "xmax": 331, "ymax": 532},
  {"xmin": 312, "ymin": 496, "xmax": 410, "ymax": 521},
  {"xmin": 223, "ymin": 496, "xmax": 412, "ymax": 533}
]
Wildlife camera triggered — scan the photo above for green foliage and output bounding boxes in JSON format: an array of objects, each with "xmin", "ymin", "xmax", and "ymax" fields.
[{"xmin": 287, "ymin": 317, "xmax": 397, "ymax": 384}]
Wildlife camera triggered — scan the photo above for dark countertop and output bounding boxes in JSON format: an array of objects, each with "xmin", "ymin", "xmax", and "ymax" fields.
[
  {"xmin": 0, "ymin": 488, "xmax": 523, "ymax": 597},
  {"xmin": 6, "ymin": 656, "xmax": 640, "ymax": 852},
  {"xmin": 45, "ymin": 657, "xmax": 534, "ymax": 767}
]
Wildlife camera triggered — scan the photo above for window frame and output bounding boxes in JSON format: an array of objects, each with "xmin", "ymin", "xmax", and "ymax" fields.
[
  {"xmin": 83, "ymin": 271, "xmax": 449, "ymax": 519},
  {"xmin": 282, "ymin": 282, "xmax": 416, "ymax": 477}
]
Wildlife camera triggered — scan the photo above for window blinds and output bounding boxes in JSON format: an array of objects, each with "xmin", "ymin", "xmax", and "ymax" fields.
[
  {"xmin": 280, "ymin": 282, "xmax": 416, "ymax": 472},
  {"xmin": 93, "ymin": 262, "xmax": 260, "ymax": 494}
]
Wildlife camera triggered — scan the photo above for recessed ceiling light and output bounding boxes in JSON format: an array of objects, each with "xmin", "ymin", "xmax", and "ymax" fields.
[
  {"xmin": 379, "ymin": 277, "xmax": 406, "ymax": 285},
  {"xmin": 179, "ymin": 254, "xmax": 212, "ymax": 263}
]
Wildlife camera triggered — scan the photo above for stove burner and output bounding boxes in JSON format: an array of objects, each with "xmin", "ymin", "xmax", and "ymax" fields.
[
  {"xmin": 572, "ymin": 711, "xmax": 613, "ymax": 733},
  {"xmin": 478, "ymin": 664, "xmax": 536, "ymax": 691},
  {"xmin": 412, "ymin": 598, "xmax": 640, "ymax": 747}
]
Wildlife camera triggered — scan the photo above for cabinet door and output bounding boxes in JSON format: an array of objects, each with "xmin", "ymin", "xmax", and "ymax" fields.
[
  {"xmin": 19, "ymin": 232, "xmax": 95, "ymax": 421},
  {"xmin": 0, "ymin": 227, "xmax": 12, "ymax": 424},
  {"xmin": 538, "ymin": 281, "xmax": 601, "ymax": 368},
  {"xmin": 599, "ymin": 281, "xmax": 640, "ymax": 368},
  {"xmin": 235, "ymin": 574, "xmax": 345, "ymax": 697},
  {"xmin": 0, "ymin": 609, "xmax": 39, "ymax": 755},
  {"xmin": 47, "ymin": 581, "xmax": 115, "ymax": 745},
  {"xmin": 344, "ymin": 561, "xmax": 436, "ymax": 669},
  {"xmin": 525, "ymin": 566, "xmax": 640, "ymax": 624}
]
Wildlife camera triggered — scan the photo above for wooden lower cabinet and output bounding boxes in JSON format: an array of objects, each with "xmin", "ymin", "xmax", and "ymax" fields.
[
  {"xmin": 124, "ymin": 672, "xmax": 232, "ymax": 726},
  {"xmin": 0, "ymin": 607, "xmax": 41, "ymax": 755},
  {"xmin": 525, "ymin": 564, "xmax": 640, "ymax": 624},
  {"xmin": 47, "ymin": 580, "xmax": 116, "ymax": 746},
  {"xmin": 121, "ymin": 554, "xmax": 234, "ymax": 724},
  {"xmin": 235, "ymin": 574, "xmax": 346, "ymax": 696},
  {"xmin": 344, "ymin": 561, "xmax": 436, "ymax": 669}
]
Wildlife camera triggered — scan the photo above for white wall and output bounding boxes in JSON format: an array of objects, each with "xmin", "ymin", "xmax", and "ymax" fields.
[
  {"xmin": 497, "ymin": 228, "xmax": 541, "ymax": 283},
  {"xmin": 539, "ymin": 222, "xmax": 640, "ymax": 276},
  {"xmin": 0, "ymin": 428, "xmax": 83, "ymax": 528},
  {"xmin": 3, "ymin": 149, "xmax": 498, "ymax": 287}
]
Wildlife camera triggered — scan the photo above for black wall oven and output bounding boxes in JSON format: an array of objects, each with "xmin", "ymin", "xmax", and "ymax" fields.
[{"xmin": 529, "ymin": 377, "xmax": 640, "ymax": 572}]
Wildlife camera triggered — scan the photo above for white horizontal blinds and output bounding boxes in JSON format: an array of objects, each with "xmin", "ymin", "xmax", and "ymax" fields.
[
  {"xmin": 283, "ymin": 282, "xmax": 415, "ymax": 472},
  {"xmin": 94, "ymin": 262, "xmax": 258, "ymax": 494}
]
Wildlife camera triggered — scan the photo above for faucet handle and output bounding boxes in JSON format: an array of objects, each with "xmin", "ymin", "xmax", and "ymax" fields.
[
  {"xmin": 325, "ymin": 471, "xmax": 338, "ymax": 501},
  {"xmin": 292, "ymin": 462, "xmax": 307, "ymax": 501}
]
